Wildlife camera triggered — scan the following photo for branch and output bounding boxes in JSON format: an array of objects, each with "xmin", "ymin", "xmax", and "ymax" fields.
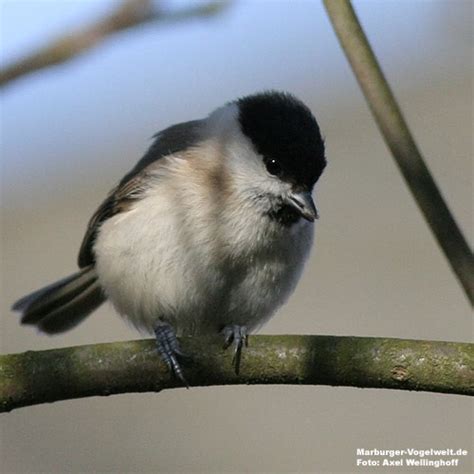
[
  {"xmin": 0, "ymin": 0, "xmax": 229, "ymax": 88},
  {"xmin": 323, "ymin": 0, "xmax": 474, "ymax": 304},
  {"xmin": 1, "ymin": 335, "xmax": 472, "ymax": 412}
]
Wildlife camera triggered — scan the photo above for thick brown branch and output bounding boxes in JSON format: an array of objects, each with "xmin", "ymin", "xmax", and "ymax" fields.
[
  {"xmin": 323, "ymin": 0, "xmax": 474, "ymax": 304},
  {"xmin": 0, "ymin": 0, "xmax": 228, "ymax": 87},
  {"xmin": 1, "ymin": 335, "xmax": 472, "ymax": 412}
]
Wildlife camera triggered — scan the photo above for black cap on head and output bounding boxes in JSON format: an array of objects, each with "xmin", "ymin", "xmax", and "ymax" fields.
[{"xmin": 237, "ymin": 91, "xmax": 326, "ymax": 190}]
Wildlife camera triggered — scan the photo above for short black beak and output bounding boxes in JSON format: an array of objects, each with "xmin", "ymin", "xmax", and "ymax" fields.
[{"xmin": 286, "ymin": 190, "xmax": 319, "ymax": 222}]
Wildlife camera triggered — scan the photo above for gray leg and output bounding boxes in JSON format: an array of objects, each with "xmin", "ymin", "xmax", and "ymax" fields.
[
  {"xmin": 154, "ymin": 323, "xmax": 189, "ymax": 387},
  {"xmin": 222, "ymin": 324, "xmax": 248, "ymax": 375}
]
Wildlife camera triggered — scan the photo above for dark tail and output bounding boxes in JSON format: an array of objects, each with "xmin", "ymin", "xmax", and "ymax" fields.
[{"xmin": 12, "ymin": 265, "xmax": 106, "ymax": 334}]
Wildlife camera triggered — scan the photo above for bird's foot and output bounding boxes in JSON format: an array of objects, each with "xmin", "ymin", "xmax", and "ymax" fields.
[
  {"xmin": 222, "ymin": 324, "xmax": 248, "ymax": 375},
  {"xmin": 154, "ymin": 323, "xmax": 190, "ymax": 387}
]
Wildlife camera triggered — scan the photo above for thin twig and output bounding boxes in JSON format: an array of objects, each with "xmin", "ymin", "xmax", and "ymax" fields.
[
  {"xmin": 0, "ymin": 0, "xmax": 229, "ymax": 88},
  {"xmin": 323, "ymin": 0, "xmax": 474, "ymax": 304},
  {"xmin": 1, "ymin": 335, "xmax": 472, "ymax": 412}
]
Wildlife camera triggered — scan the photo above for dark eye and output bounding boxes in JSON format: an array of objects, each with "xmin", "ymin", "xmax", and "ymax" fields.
[{"xmin": 265, "ymin": 158, "xmax": 282, "ymax": 176}]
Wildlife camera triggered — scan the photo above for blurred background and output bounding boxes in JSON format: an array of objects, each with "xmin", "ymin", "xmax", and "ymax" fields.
[{"xmin": 1, "ymin": 0, "xmax": 472, "ymax": 472}]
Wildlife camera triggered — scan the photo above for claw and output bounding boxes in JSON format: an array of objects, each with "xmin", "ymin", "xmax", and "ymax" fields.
[
  {"xmin": 222, "ymin": 325, "xmax": 248, "ymax": 375},
  {"xmin": 154, "ymin": 324, "xmax": 189, "ymax": 387}
]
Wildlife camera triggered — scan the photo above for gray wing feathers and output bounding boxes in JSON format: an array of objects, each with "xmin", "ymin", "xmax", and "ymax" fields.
[
  {"xmin": 12, "ymin": 265, "xmax": 106, "ymax": 334},
  {"xmin": 78, "ymin": 119, "xmax": 204, "ymax": 268},
  {"xmin": 121, "ymin": 119, "xmax": 203, "ymax": 184}
]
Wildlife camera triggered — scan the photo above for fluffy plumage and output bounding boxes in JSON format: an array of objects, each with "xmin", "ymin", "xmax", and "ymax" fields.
[{"xmin": 13, "ymin": 91, "xmax": 326, "ymax": 344}]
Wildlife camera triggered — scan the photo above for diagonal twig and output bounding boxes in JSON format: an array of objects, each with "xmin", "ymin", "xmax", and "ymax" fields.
[
  {"xmin": 323, "ymin": 0, "xmax": 474, "ymax": 304},
  {"xmin": 0, "ymin": 0, "xmax": 229, "ymax": 88}
]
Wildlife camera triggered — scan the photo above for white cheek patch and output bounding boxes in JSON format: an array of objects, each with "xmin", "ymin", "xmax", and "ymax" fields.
[{"xmin": 206, "ymin": 103, "xmax": 291, "ymax": 198}]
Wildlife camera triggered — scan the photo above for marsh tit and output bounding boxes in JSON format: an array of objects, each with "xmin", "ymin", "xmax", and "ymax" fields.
[{"xmin": 13, "ymin": 91, "xmax": 326, "ymax": 383}]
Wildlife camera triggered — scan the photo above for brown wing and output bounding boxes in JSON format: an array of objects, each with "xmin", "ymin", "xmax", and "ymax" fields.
[{"xmin": 77, "ymin": 119, "xmax": 203, "ymax": 268}]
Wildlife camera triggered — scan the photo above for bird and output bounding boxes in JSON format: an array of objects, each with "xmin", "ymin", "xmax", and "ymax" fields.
[{"xmin": 12, "ymin": 91, "xmax": 326, "ymax": 384}]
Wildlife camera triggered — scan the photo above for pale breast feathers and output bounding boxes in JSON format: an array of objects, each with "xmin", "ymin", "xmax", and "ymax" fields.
[{"xmin": 77, "ymin": 120, "xmax": 204, "ymax": 268}]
